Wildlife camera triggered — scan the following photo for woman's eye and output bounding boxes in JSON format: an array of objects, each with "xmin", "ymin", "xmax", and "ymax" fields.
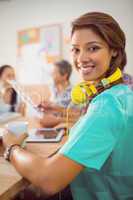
[
  {"xmin": 88, "ymin": 46, "xmax": 100, "ymax": 52},
  {"xmin": 71, "ymin": 48, "xmax": 80, "ymax": 54}
]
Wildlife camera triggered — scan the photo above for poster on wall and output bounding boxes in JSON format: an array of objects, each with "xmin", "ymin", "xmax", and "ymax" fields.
[{"xmin": 17, "ymin": 24, "xmax": 62, "ymax": 84}]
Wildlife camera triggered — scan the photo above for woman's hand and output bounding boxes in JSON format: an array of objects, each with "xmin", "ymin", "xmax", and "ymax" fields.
[
  {"xmin": 37, "ymin": 114, "xmax": 63, "ymax": 128},
  {"xmin": 38, "ymin": 101, "xmax": 58, "ymax": 112},
  {"xmin": 2, "ymin": 131, "xmax": 28, "ymax": 149}
]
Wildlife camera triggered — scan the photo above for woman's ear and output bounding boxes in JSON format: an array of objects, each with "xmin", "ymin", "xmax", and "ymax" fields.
[{"xmin": 112, "ymin": 49, "xmax": 117, "ymax": 58}]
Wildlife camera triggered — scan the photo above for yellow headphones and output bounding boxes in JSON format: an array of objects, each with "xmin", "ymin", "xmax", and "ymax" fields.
[{"xmin": 71, "ymin": 68, "xmax": 122, "ymax": 105}]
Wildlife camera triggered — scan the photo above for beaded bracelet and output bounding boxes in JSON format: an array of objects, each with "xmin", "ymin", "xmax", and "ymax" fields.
[{"xmin": 4, "ymin": 144, "xmax": 21, "ymax": 161}]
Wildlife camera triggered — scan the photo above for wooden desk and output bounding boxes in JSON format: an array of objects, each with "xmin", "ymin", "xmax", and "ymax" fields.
[
  {"xmin": 0, "ymin": 117, "xmax": 67, "ymax": 200},
  {"xmin": 0, "ymin": 155, "xmax": 28, "ymax": 200}
]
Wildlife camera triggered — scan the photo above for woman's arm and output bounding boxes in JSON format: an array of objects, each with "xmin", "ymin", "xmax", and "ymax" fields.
[
  {"xmin": 37, "ymin": 104, "xmax": 81, "ymax": 128},
  {"xmin": 38, "ymin": 114, "xmax": 64, "ymax": 128},
  {"xmin": 7, "ymin": 146, "xmax": 83, "ymax": 196},
  {"xmin": 17, "ymin": 102, "xmax": 26, "ymax": 116}
]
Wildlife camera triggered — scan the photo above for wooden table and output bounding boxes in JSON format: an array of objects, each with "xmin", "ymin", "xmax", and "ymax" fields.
[{"xmin": 0, "ymin": 117, "xmax": 67, "ymax": 200}]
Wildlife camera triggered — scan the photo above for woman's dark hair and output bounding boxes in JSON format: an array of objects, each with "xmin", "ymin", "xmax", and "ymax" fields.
[
  {"xmin": 0, "ymin": 65, "xmax": 13, "ymax": 77},
  {"xmin": 0, "ymin": 65, "xmax": 17, "ymax": 111},
  {"xmin": 71, "ymin": 12, "xmax": 127, "ymax": 76},
  {"xmin": 54, "ymin": 60, "xmax": 72, "ymax": 80},
  {"xmin": 9, "ymin": 88, "xmax": 17, "ymax": 112}
]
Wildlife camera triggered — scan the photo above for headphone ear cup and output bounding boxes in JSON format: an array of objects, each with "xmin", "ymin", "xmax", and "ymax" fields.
[
  {"xmin": 71, "ymin": 84, "xmax": 88, "ymax": 104},
  {"xmin": 71, "ymin": 68, "xmax": 122, "ymax": 105}
]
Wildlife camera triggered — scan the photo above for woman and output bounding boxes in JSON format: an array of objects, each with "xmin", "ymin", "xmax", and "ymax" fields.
[
  {"xmin": 0, "ymin": 65, "xmax": 25, "ymax": 115},
  {"xmin": 2, "ymin": 12, "xmax": 133, "ymax": 200},
  {"xmin": 38, "ymin": 59, "xmax": 80, "ymax": 128}
]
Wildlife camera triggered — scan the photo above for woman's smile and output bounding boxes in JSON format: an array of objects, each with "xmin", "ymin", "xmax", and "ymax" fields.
[{"xmin": 78, "ymin": 63, "xmax": 95, "ymax": 76}]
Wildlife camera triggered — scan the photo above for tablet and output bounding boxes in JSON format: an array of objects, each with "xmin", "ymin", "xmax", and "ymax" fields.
[{"xmin": 26, "ymin": 128, "xmax": 65, "ymax": 143}]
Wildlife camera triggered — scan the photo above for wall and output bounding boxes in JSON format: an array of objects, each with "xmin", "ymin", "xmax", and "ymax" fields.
[{"xmin": 0, "ymin": 0, "xmax": 133, "ymax": 83}]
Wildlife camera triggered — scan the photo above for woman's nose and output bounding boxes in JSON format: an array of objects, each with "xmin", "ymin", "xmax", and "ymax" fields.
[{"xmin": 77, "ymin": 50, "xmax": 90, "ymax": 63}]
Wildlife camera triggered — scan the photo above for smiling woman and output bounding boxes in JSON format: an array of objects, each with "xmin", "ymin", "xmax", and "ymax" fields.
[
  {"xmin": 71, "ymin": 12, "xmax": 126, "ymax": 81},
  {"xmin": 2, "ymin": 12, "xmax": 133, "ymax": 200}
]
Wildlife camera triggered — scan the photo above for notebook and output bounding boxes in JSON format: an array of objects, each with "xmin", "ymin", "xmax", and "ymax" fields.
[{"xmin": 0, "ymin": 112, "xmax": 21, "ymax": 124}]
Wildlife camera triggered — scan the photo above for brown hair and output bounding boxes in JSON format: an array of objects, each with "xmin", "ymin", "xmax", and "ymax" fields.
[
  {"xmin": 54, "ymin": 60, "xmax": 72, "ymax": 80},
  {"xmin": 0, "ymin": 64, "xmax": 17, "ymax": 111},
  {"xmin": 0, "ymin": 65, "xmax": 13, "ymax": 78},
  {"xmin": 71, "ymin": 12, "xmax": 127, "ymax": 76}
]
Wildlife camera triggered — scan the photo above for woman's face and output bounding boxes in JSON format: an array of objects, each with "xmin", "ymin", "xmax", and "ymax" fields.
[
  {"xmin": 1, "ymin": 67, "xmax": 15, "ymax": 82},
  {"xmin": 71, "ymin": 28, "xmax": 116, "ymax": 82},
  {"xmin": 52, "ymin": 65, "xmax": 66, "ymax": 84}
]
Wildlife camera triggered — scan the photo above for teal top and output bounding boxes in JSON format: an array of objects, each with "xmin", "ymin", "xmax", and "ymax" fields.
[{"xmin": 59, "ymin": 84, "xmax": 133, "ymax": 200}]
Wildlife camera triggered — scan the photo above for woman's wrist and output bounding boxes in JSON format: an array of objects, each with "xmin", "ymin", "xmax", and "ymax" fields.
[{"xmin": 4, "ymin": 144, "xmax": 22, "ymax": 162}]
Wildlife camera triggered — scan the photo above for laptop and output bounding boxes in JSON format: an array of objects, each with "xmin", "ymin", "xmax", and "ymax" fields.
[{"xmin": 0, "ymin": 112, "xmax": 21, "ymax": 124}]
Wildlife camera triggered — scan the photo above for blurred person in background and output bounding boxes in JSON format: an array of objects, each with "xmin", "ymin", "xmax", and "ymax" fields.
[
  {"xmin": 0, "ymin": 65, "xmax": 26, "ymax": 115},
  {"xmin": 38, "ymin": 59, "xmax": 81, "ymax": 128}
]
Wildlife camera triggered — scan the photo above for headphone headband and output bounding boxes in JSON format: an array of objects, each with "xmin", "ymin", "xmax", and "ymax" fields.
[{"xmin": 71, "ymin": 68, "xmax": 122, "ymax": 104}]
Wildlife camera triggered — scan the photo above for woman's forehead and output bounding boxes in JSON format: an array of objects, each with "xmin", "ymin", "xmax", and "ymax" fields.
[
  {"xmin": 71, "ymin": 28, "xmax": 105, "ymax": 46},
  {"xmin": 4, "ymin": 67, "xmax": 14, "ymax": 74}
]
